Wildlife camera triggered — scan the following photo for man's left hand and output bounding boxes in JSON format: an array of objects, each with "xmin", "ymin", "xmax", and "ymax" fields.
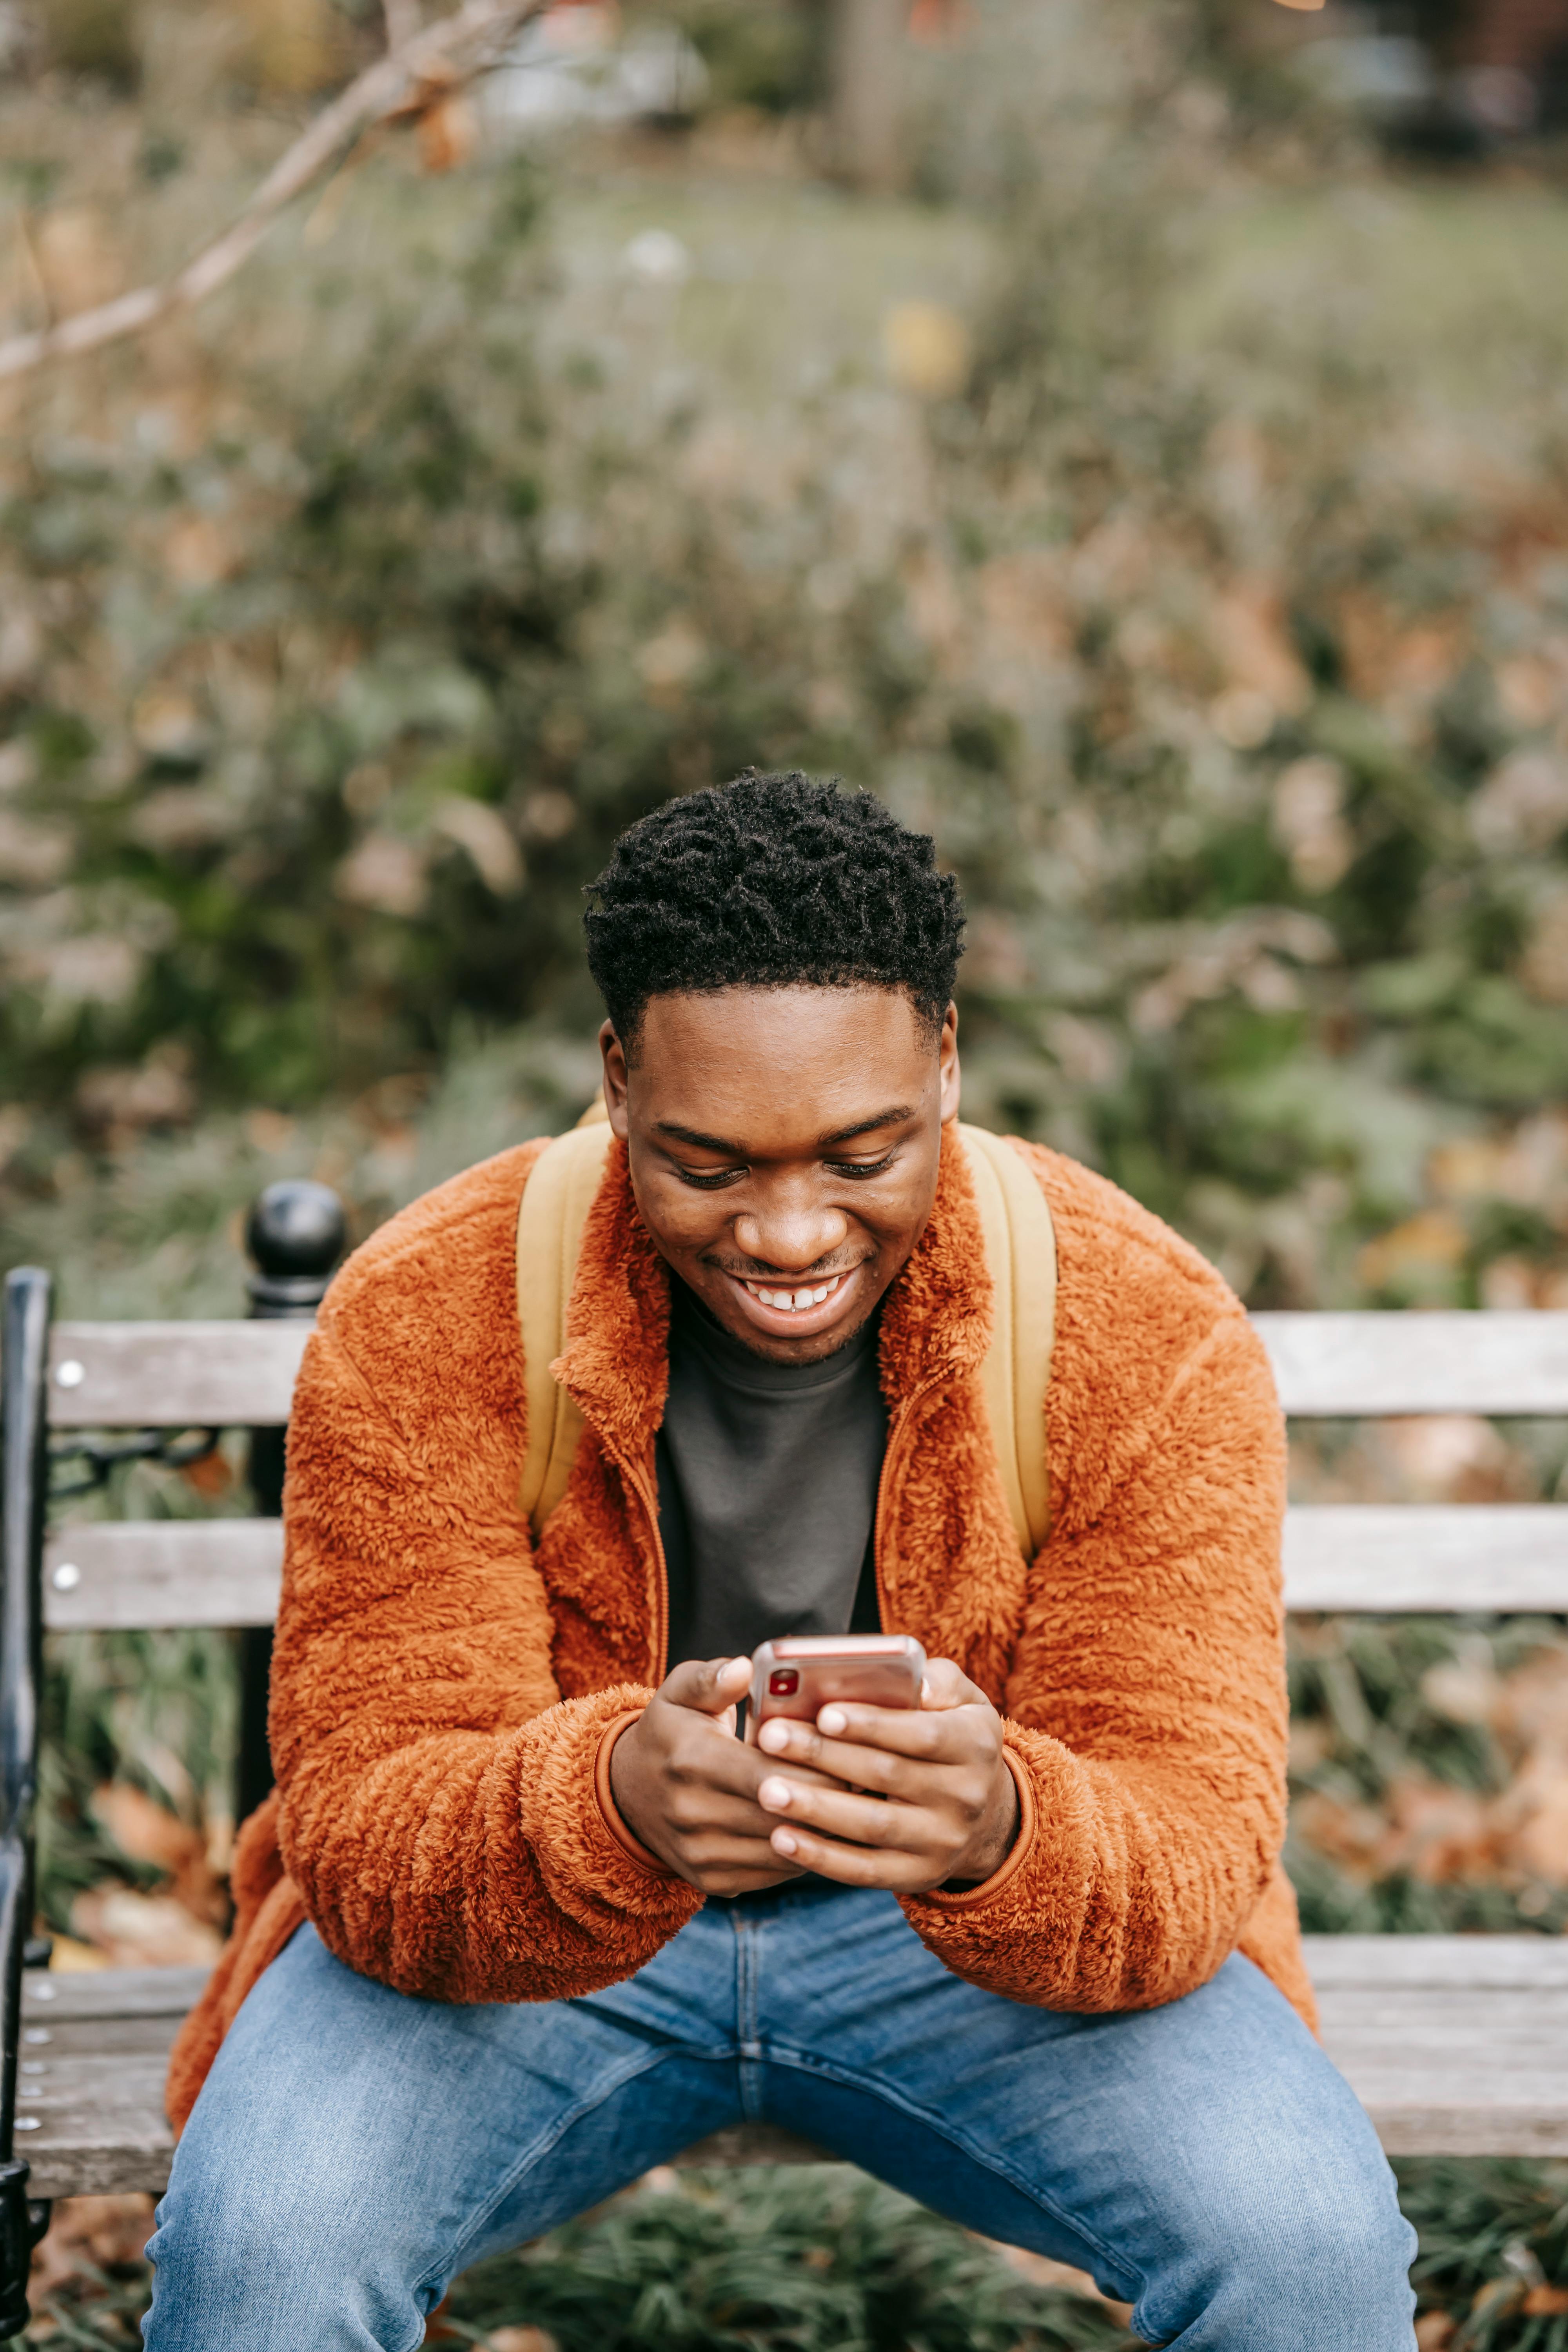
[{"xmin": 753, "ymin": 1658, "xmax": 1019, "ymax": 1893}]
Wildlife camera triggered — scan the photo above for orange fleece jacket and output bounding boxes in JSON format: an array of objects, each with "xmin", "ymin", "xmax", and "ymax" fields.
[{"xmin": 167, "ymin": 1124, "xmax": 1308, "ymax": 2133}]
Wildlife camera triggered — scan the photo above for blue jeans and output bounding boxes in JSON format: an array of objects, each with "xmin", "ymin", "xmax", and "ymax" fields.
[{"xmin": 143, "ymin": 1882, "xmax": 1415, "ymax": 2351}]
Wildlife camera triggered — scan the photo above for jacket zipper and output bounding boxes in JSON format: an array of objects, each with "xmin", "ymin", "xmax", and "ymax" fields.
[
  {"xmin": 622, "ymin": 1453, "xmax": 669, "ymax": 1685},
  {"xmin": 873, "ymin": 1376, "xmax": 943, "ymax": 1632}
]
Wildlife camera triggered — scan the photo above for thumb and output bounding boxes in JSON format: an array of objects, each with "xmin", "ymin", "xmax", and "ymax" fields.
[
  {"xmin": 919, "ymin": 1657, "xmax": 978, "ymax": 1711},
  {"xmin": 661, "ymin": 1654, "xmax": 752, "ymax": 1717}
]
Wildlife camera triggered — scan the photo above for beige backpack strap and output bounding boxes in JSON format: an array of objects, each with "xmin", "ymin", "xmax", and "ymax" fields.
[
  {"xmin": 516, "ymin": 1100, "xmax": 613, "ymax": 1541},
  {"xmin": 957, "ymin": 1123, "xmax": 1057, "ymax": 1561}
]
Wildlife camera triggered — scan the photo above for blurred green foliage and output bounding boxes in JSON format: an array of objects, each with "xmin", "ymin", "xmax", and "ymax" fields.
[
  {"xmin": 667, "ymin": 0, "xmax": 825, "ymax": 115},
  {"xmin": 25, "ymin": 2153, "xmax": 1568, "ymax": 2352},
  {"xmin": 443, "ymin": 2169, "xmax": 1134, "ymax": 2352},
  {"xmin": 2, "ymin": 1, "xmax": 1566, "ymax": 1315},
  {"xmin": 13, "ymin": 2169, "xmax": 1140, "ymax": 2352}
]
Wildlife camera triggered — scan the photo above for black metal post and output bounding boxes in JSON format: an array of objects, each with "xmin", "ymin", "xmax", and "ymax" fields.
[
  {"xmin": 0, "ymin": 1270, "xmax": 55, "ymax": 2335},
  {"xmin": 238, "ymin": 1183, "xmax": 346, "ymax": 1829}
]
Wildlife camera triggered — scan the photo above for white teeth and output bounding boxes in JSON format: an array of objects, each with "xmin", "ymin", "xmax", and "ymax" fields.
[{"xmin": 743, "ymin": 1274, "xmax": 845, "ymax": 1313}]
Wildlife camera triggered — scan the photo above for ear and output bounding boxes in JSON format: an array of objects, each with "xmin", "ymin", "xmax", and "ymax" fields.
[
  {"xmin": 937, "ymin": 1002, "xmax": 961, "ymax": 1125},
  {"xmin": 599, "ymin": 1019, "xmax": 630, "ymax": 1139}
]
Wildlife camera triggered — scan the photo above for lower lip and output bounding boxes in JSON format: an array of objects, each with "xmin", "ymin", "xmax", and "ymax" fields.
[{"xmin": 725, "ymin": 1264, "xmax": 862, "ymax": 1339}]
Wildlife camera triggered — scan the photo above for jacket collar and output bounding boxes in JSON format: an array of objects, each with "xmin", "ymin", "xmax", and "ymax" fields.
[{"xmin": 557, "ymin": 1121, "xmax": 992, "ymax": 1460}]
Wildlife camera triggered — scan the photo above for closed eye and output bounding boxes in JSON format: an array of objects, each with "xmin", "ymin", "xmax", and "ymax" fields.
[
  {"xmin": 827, "ymin": 1154, "xmax": 896, "ymax": 1180},
  {"xmin": 674, "ymin": 1152, "xmax": 898, "ymax": 1187}
]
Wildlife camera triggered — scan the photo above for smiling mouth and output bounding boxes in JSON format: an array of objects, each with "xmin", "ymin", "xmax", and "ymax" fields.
[{"xmin": 734, "ymin": 1269, "xmax": 853, "ymax": 1316}]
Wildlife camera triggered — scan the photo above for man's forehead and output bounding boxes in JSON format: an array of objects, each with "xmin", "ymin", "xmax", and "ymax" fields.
[
  {"xmin": 636, "ymin": 983, "xmax": 930, "ymax": 1059},
  {"xmin": 631, "ymin": 985, "xmax": 938, "ymax": 1146}
]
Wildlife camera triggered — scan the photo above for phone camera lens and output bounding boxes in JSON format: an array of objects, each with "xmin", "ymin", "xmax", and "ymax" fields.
[{"xmin": 768, "ymin": 1669, "xmax": 800, "ymax": 1697}]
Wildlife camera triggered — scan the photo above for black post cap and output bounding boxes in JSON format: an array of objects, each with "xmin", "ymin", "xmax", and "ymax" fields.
[{"xmin": 245, "ymin": 1180, "xmax": 348, "ymax": 1317}]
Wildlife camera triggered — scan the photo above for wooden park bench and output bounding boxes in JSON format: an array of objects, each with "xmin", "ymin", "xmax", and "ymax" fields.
[{"xmin": 4, "ymin": 1180, "xmax": 1568, "ymax": 2328}]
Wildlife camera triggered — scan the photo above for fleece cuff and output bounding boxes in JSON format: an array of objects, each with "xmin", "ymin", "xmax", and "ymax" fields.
[
  {"xmin": 907, "ymin": 1745, "xmax": 1035, "ymax": 1913},
  {"xmin": 593, "ymin": 1707, "xmax": 679, "ymax": 1879}
]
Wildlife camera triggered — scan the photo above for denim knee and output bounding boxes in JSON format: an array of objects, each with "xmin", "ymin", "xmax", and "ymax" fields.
[
  {"xmin": 142, "ymin": 2153, "xmax": 430, "ymax": 2352},
  {"xmin": 1173, "ymin": 2159, "xmax": 1417, "ymax": 2348},
  {"xmin": 1245, "ymin": 2174, "xmax": 1415, "ymax": 2299}
]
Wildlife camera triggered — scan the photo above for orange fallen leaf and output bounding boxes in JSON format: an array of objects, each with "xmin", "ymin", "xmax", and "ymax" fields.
[
  {"xmin": 418, "ymin": 91, "xmax": 479, "ymax": 173},
  {"xmin": 71, "ymin": 1885, "xmax": 223, "ymax": 1969},
  {"xmin": 30, "ymin": 2194, "xmax": 155, "ymax": 2298},
  {"xmin": 91, "ymin": 1782, "xmax": 230, "ymax": 1915},
  {"xmin": 92, "ymin": 1782, "xmax": 202, "ymax": 1875},
  {"xmin": 180, "ymin": 1444, "xmax": 234, "ymax": 1498}
]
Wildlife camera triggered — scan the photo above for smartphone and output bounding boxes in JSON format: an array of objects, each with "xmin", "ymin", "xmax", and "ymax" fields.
[{"xmin": 744, "ymin": 1634, "xmax": 927, "ymax": 1744}]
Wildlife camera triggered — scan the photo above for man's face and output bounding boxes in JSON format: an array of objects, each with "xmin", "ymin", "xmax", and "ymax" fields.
[{"xmin": 601, "ymin": 985, "xmax": 960, "ymax": 1364}]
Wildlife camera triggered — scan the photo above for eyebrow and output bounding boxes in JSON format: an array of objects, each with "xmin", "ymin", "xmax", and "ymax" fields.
[{"xmin": 654, "ymin": 1106, "xmax": 917, "ymax": 1156}]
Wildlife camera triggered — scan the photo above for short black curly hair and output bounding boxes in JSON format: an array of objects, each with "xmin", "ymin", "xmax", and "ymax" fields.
[{"xmin": 583, "ymin": 771, "xmax": 965, "ymax": 1051}]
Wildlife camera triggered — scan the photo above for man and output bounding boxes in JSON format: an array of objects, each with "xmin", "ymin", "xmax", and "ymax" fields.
[{"xmin": 145, "ymin": 773, "xmax": 1416, "ymax": 2349}]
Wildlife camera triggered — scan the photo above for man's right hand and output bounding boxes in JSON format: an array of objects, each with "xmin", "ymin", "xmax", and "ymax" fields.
[{"xmin": 608, "ymin": 1657, "xmax": 819, "ymax": 1896}]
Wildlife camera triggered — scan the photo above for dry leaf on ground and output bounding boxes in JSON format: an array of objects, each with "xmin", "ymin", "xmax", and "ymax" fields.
[
  {"xmin": 71, "ymin": 1885, "xmax": 224, "ymax": 1968},
  {"xmin": 30, "ymin": 2194, "xmax": 154, "ymax": 2297}
]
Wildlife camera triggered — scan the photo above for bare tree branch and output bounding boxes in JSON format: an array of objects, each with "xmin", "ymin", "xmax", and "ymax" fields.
[
  {"xmin": 384, "ymin": 0, "xmax": 423, "ymax": 54},
  {"xmin": 0, "ymin": 0, "xmax": 548, "ymax": 383}
]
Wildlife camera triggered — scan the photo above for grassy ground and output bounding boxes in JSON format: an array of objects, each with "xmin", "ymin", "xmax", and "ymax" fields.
[
  {"xmin": 1184, "ymin": 178, "xmax": 1568, "ymax": 397},
  {"xmin": 13, "ymin": 2169, "xmax": 1142, "ymax": 2351}
]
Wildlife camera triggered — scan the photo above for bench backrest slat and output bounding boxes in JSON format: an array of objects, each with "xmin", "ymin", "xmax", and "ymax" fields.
[
  {"xmin": 1282, "ymin": 1504, "xmax": 1568, "ymax": 1613},
  {"xmin": 40, "ymin": 1313, "xmax": 1568, "ymax": 1432},
  {"xmin": 1252, "ymin": 1311, "xmax": 1568, "ymax": 1417},
  {"xmin": 47, "ymin": 1322, "xmax": 310, "ymax": 1429},
  {"xmin": 36, "ymin": 1501, "xmax": 1568, "ymax": 1630},
  {"xmin": 43, "ymin": 1521, "xmax": 283, "ymax": 1632}
]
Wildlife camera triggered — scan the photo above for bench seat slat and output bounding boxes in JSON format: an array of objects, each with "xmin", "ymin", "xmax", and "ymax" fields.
[
  {"xmin": 18, "ymin": 1941, "xmax": 1568, "ymax": 2190},
  {"xmin": 17, "ymin": 1969, "xmax": 210, "ymax": 2200},
  {"xmin": 1254, "ymin": 1311, "xmax": 1568, "ymax": 1417},
  {"xmin": 1304, "ymin": 1934, "xmax": 1568, "ymax": 1987},
  {"xmin": 47, "ymin": 1323, "xmax": 311, "ymax": 1430},
  {"xmin": 41, "ymin": 1505, "xmax": 1568, "ymax": 1630}
]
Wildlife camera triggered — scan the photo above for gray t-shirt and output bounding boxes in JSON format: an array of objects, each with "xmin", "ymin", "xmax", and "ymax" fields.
[{"xmin": 657, "ymin": 1281, "xmax": 887, "ymax": 1670}]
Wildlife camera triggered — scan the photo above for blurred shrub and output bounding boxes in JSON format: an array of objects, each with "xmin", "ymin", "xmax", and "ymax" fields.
[
  {"xmin": 37, "ymin": 0, "xmax": 141, "ymax": 85},
  {"xmin": 660, "ymin": 0, "xmax": 824, "ymax": 116},
  {"xmin": 1287, "ymin": 1612, "xmax": 1568, "ymax": 1936},
  {"xmin": 3, "ymin": 1, "xmax": 1566, "ymax": 1316},
  {"xmin": 18, "ymin": 2166, "xmax": 1140, "ymax": 2352},
  {"xmin": 446, "ymin": 2168, "xmax": 1134, "ymax": 2351},
  {"xmin": 1399, "ymin": 2159, "xmax": 1568, "ymax": 2347}
]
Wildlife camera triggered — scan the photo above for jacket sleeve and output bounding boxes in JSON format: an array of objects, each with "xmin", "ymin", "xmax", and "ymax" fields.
[
  {"xmin": 903, "ymin": 1279, "xmax": 1289, "ymax": 2014},
  {"xmin": 269, "ymin": 1154, "xmax": 702, "ymax": 2004}
]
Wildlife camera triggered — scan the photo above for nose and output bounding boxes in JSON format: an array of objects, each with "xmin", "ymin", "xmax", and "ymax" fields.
[{"xmin": 732, "ymin": 1182, "xmax": 849, "ymax": 1275}]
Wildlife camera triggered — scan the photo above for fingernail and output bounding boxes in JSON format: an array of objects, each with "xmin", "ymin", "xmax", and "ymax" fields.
[
  {"xmin": 772, "ymin": 1830, "xmax": 798, "ymax": 1856},
  {"xmin": 758, "ymin": 1777, "xmax": 792, "ymax": 1809},
  {"xmin": 758, "ymin": 1720, "xmax": 788, "ymax": 1751},
  {"xmin": 818, "ymin": 1706, "xmax": 847, "ymax": 1736}
]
